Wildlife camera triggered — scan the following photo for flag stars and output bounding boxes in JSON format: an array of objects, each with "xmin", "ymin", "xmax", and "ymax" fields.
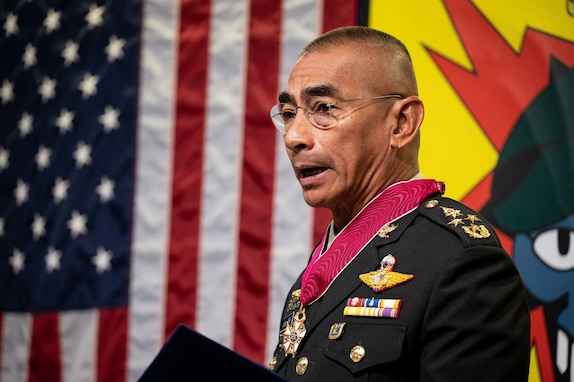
[
  {"xmin": 31, "ymin": 214, "xmax": 46, "ymax": 240},
  {"xmin": 67, "ymin": 210, "xmax": 87, "ymax": 238},
  {"xmin": 35, "ymin": 145, "xmax": 51, "ymax": 170},
  {"xmin": 55, "ymin": 108, "xmax": 74, "ymax": 133},
  {"xmin": 0, "ymin": 79, "xmax": 14, "ymax": 104},
  {"xmin": 52, "ymin": 177, "xmax": 69, "ymax": 204},
  {"xmin": 96, "ymin": 176, "xmax": 115, "ymax": 203},
  {"xmin": 45, "ymin": 247, "xmax": 62, "ymax": 273},
  {"xmin": 3, "ymin": 12, "xmax": 18, "ymax": 37},
  {"xmin": 22, "ymin": 43, "xmax": 37, "ymax": 69},
  {"xmin": 78, "ymin": 72, "xmax": 99, "ymax": 98},
  {"xmin": 62, "ymin": 40, "xmax": 80, "ymax": 66},
  {"xmin": 18, "ymin": 112, "xmax": 33, "ymax": 137},
  {"xmin": 14, "ymin": 179, "xmax": 29, "ymax": 206},
  {"xmin": 73, "ymin": 141, "xmax": 92, "ymax": 168},
  {"xmin": 99, "ymin": 106, "xmax": 120, "ymax": 132},
  {"xmin": 85, "ymin": 4, "xmax": 105, "ymax": 29},
  {"xmin": 105, "ymin": 35, "xmax": 125, "ymax": 62},
  {"xmin": 43, "ymin": 9, "xmax": 62, "ymax": 33},
  {"xmin": 38, "ymin": 76, "xmax": 57, "ymax": 102},
  {"xmin": 9, "ymin": 249, "xmax": 25, "ymax": 274},
  {"xmin": 92, "ymin": 247, "xmax": 112, "ymax": 274},
  {"xmin": 0, "ymin": 147, "xmax": 9, "ymax": 171}
]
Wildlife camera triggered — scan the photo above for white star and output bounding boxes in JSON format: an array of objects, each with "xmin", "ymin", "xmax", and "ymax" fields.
[
  {"xmin": 0, "ymin": 79, "xmax": 14, "ymax": 104},
  {"xmin": 31, "ymin": 214, "xmax": 46, "ymax": 240},
  {"xmin": 85, "ymin": 4, "xmax": 105, "ymax": 29},
  {"xmin": 73, "ymin": 141, "xmax": 92, "ymax": 168},
  {"xmin": 38, "ymin": 76, "xmax": 57, "ymax": 102},
  {"xmin": 98, "ymin": 106, "xmax": 120, "ymax": 132},
  {"xmin": 18, "ymin": 112, "xmax": 33, "ymax": 137},
  {"xmin": 92, "ymin": 247, "xmax": 112, "ymax": 274},
  {"xmin": 43, "ymin": 9, "xmax": 61, "ymax": 33},
  {"xmin": 96, "ymin": 176, "xmax": 115, "ymax": 203},
  {"xmin": 45, "ymin": 247, "xmax": 62, "ymax": 273},
  {"xmin": 55, "ymin": 108, "xmax": 74, "ymax": 133},
  {"xmin": 0, "ymin": 217, "xmax": 4, "ymax": 237},
  {"xmin": 61, "ymin": 40, "xmax": 80, "ymax": 66},
  {"xmin": 104, "ymin": 35, "xmax": 125, "ymax": 62},
  {"xmin": 67, "ymin": 210, "xmax": 87, "ymax": 238},
  {"xmin": 3, "ymin": 12, "xmax": 18, "ymax": 37},
  {"xmin": 9, "ymin": 249, "xmax": 25, "ymax": 274},
  {"xmin": 53, "ymin": 177, "xmax": 69, "ymax": 204},
  {"xmin": 78, "ymin": 72, "xmax": 99, "ymax": 99},
  {"xmin": 35, "ymin": 144, "xmax": 51, "ymax": 170},
  {"xmin": 14, "ymin": 179, "xmax": 29, "ymax": 206},
  {"xmin": 0, "ymin": 147, "xmax": 9, "ymax": 171},
  {"xmin": 22, "ymin": 43, "xmax": 37, "ymax": 69}
]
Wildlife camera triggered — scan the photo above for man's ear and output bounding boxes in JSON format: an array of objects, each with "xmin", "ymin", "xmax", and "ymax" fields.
[{"xmin": 390, "ymin": 96, "xmax": 424, "ymax": 149}]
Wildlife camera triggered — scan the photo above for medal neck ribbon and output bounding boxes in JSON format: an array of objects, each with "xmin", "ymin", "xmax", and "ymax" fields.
[{"xmin": 300, "ymin": 178, "xmax": 444, "ymax": 306}]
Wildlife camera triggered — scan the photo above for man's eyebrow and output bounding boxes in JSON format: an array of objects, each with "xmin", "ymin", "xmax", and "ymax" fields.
[
  {"xmin": 277, "ymin": 84, "xmax": 340, "ymax": 104},
  {"xmin": 301, "ymin": 84, "xmax": 338, "ymax": 100},
  {"xmin": 278, "ymin": 91, "xmax": 295, "ymax": 104}
]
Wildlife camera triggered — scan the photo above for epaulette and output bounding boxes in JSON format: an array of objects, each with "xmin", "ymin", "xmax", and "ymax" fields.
[{"xmin": 418, "ymin": 195, "xmax": 501, "ymax": 248}]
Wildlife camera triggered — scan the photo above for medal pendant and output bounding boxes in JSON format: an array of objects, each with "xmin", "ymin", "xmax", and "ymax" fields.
[{"xmin": 280, "ymin": 307, "xmax": 307, "ymax": 357}]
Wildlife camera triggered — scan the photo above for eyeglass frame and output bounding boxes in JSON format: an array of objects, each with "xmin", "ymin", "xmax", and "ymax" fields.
[{"xmin": 269, "ymin": 94, "xmax": 404, "ymax": 133}]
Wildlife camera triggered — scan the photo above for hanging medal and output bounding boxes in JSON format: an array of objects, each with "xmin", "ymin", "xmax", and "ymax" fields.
[{"xmin": 279, "ymin": 306, "xmax": 307, "ymax": 357}]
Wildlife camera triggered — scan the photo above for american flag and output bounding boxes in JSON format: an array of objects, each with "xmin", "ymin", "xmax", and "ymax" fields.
[{"xmin": 0, "ymin": 0, "xmax": 357, "ymax": 380}]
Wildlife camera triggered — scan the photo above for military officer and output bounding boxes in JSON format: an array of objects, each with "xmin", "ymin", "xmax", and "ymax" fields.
[{"xmin": 267, "ymin": 26, "xmax": 530, "ymax": 381}]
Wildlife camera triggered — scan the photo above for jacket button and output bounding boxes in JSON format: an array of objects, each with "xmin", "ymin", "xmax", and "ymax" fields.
[
  {"xmin": 296, "ymin": 356, "xmax": 309, "ymax": 375},
  {"xmin": 268, "ymin": 356, "xmax": 277, "ymax": 371},
  {"xmin": 350, "ymin": 345, "xmax": 366, "ymax": 362}
]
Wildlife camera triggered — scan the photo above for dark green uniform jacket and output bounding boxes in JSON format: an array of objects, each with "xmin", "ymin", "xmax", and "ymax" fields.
[{"xmin": 270, "ymin": 195, "xmax": 530, "ymax": 381}]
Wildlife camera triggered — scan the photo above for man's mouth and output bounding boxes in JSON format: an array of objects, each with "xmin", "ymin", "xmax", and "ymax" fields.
[{"xmin": 300, "ymin": 167, "xmax": 327, "ymax": 178}]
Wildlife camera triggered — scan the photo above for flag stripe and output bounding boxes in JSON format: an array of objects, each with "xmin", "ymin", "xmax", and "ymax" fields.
[
  {"xmin": 60, "ymin": 310, "xmax": 97, "ymax": 382},
  {"xmin": 195, "ymin": 0, "xmax": 248, "ymax": 345},
  {"xmin": 233, "ymin": 0, "xmax": 283, "ymax": 363},
  {"xmin": 98, "ymin": 308, "xmax": 127, "ymax": 382},
  {"xmin": 127, "ymin": 0, "xmax": 179, "ymax": 379},
  {"xmin": 165, "ymin": 0, "xmax": 211, "ymax": 339},
  {"xmin": 29, "ymin": 313, "xmax": 60, "ymax": 382}
]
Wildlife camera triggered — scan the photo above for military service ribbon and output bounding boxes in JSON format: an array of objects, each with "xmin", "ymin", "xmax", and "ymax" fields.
[{"xmin": 344, "ymin": 297, "xmax": 402, "ymax": 318}]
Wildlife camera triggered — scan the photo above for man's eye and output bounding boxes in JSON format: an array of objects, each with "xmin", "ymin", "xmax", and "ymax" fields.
[
  {"xmin": 281, "ymin": 109, "xmax": 296, "ymax": 120},
  {"xmin": 313, "ymin": 102, "xmax": 334, "ymax": 114}
]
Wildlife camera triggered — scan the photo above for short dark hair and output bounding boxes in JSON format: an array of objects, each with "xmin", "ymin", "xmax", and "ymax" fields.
[{"xmin": 300, "ymin": 26, "xmax": 412, "ymax": 63}]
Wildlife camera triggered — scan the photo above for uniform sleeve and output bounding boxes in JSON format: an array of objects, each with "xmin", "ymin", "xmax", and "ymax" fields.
[{"xmin": 419, "ymin": 245, "xmax": 530, "ymax": 381}]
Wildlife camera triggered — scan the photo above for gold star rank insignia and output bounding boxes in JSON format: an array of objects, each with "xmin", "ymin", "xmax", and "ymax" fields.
[
  {"xmin": 359, "ymin": 254, "xmax": 414, "ymax": 293},
  {"xmin": 378, "ymin": 223, "xmax": 398, "ymax": 238},
  {"xmin": 441, "ymin": 206, "xmax": 462, "ymax": 218}
]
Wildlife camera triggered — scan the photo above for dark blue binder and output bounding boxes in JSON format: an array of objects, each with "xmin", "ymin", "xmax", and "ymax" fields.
[{"xmin": 139, "ymin": 324, "xmax": 289, "ymax": 381}]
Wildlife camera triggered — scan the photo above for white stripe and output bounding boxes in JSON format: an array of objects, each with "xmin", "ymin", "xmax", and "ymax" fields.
[
  {"xmin": 60, "ymin": 310, "xmax": 97, "ymax": 382},
  {"xmin": 196, "ymin": 0, "xmax": 249, "ymax": 347},
  {"xmin": 266, "ymin": 0, "xmax": 321, "ymax": 361},
  {"xmin": 1, "ymin": 313, "xmax": 31, "ymax": 382},
  {"xmin": 128, "ymin": 0, "xmax": 180, "ymax": 380}
]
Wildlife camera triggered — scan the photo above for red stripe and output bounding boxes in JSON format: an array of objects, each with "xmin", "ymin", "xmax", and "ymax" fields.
[
  {"xmin": 28, "ymin": 313, "xmax": 60, "ymax": 382},
  {"xmin": 312, "ymin": 1, "xmax": 358, "ymax": 245},
  {"xmin": 233, "ymin": 0, "xmax": 282, "ymax": 364},
  {"xmin": 97, "ymin": 308, "xmax": 127, "ymax": 382},
  {"xmin": 165, "ymin": 0, "xmax": 211, "ymax": 339}
]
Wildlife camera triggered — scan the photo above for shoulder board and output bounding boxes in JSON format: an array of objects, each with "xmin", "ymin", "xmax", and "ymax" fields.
[{"xmin": 418, "ymin": 196, "xmax": 502, "ymax": 248}]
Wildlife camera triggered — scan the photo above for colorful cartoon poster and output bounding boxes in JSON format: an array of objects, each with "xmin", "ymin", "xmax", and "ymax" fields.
[{"xmin": 367, "ymin": 1, "xmax": 574, "ymax": 381}]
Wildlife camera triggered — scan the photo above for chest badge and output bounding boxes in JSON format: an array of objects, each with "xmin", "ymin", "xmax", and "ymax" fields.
[{"xmin": 359, "ymin": 254, "xmax": 413, "ymax": 292}]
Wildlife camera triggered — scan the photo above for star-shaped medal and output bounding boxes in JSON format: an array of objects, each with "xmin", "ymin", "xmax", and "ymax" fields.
[{"xmin": 280, "ymin": 309, "xmax": 307, "ymax": 357}]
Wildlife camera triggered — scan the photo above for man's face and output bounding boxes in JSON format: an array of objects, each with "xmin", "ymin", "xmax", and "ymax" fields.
[{"xmin": 281, "ymin": 45, "xmax": 400, "ymax": 219}]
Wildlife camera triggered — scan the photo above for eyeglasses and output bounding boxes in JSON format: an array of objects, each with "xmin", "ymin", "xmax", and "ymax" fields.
[{"xmin": 269, "ymin": 94, "xmax": 404, "ymax": 133}]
